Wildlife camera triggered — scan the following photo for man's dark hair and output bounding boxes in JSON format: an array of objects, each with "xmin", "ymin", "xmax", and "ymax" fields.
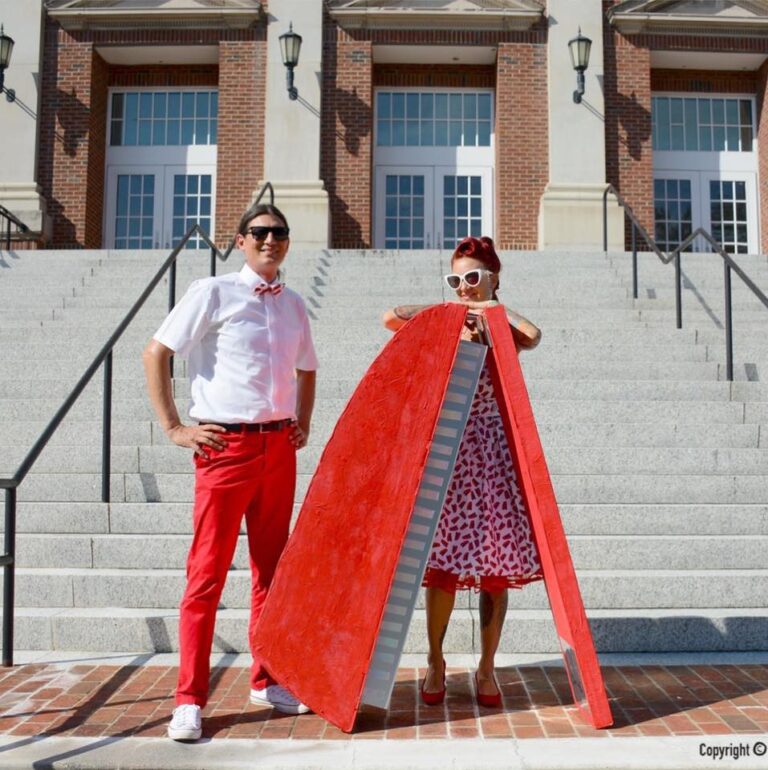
[{"xmin": 237, "ymin": 203, "xmax": 290, "ymax": 235}]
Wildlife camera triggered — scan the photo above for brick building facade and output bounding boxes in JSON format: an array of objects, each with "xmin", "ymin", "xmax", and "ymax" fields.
[{"xmin": 2, "ymin": 0, "xmax": 768, "ymax": 254}]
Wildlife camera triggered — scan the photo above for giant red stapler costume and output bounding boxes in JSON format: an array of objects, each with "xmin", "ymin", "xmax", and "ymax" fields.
[{"xmin": 252, "ymin": 303, "xmax": 613, "ymax": 731}]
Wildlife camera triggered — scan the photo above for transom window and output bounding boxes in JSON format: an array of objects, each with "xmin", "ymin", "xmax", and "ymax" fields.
[
  {"xmin": 376, "ymin": 91, "xmax": 492, "ymax": 148},
  {"xmin": 110, "ymin": 90, "xmax": 218, "ymax": 147},
  {"xmin": 652, "ymin": 96, "xmax": 753, "ymax": 153}
]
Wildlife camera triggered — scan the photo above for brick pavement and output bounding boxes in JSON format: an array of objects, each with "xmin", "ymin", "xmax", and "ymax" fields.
[{"xmin": 0, "ymin": 662, "xmax": 766, "ymax": 741}]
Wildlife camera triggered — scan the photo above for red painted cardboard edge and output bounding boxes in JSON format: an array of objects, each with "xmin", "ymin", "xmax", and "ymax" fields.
[{"xmin": 485, "ymin": 305, "xmax": 613, "ymax": 729}]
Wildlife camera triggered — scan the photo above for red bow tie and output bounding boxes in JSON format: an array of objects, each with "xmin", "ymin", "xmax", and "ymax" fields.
[{"xmin": 254, "ymin": 282, "xmax": 284, "ymax": 296}]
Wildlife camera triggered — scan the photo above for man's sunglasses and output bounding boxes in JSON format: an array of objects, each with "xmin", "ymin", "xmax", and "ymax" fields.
[
  {"xmin": 245, "ymin": 226, "xmax": 290, "ymax": 241},
  {"xmin": 444, "ymin": 269, "xmax": 493, "ymax": 290}
]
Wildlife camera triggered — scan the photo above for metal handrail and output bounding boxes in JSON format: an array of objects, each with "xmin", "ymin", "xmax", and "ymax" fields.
[
  {"xmin": 602, "ymin": 183, "xmax": 768, "ymax": 380},
  {"xmin": 0, "ymin": 180, "xmax": 275, "ymax": 667},
  {"xmin": 0, "ymin": 204, "xmax": 30, "ymax": 251}
]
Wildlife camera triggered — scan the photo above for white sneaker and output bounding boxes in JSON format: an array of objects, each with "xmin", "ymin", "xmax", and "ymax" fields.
[
  {"xmin": 250, "ymin": 684, "xmax": 310, "ymax": 715},
  {"xmin": 167, "ymin": 704, "xmax": 202, "ymax": 741}
]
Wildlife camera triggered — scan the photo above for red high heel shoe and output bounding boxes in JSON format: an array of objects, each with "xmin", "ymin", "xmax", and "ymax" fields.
[
  {"xmin": 474, "ymin": 671, "xmax": 502, "ymax": 708},
  {"xmin": 420, "ymin": 659, "xmax": 446, "ymax": 705}
]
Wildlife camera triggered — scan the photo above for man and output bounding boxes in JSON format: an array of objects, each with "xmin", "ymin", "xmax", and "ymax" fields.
[{"xmin": 143, "ymin": 203, "xmax": 317, "ymax": 741}]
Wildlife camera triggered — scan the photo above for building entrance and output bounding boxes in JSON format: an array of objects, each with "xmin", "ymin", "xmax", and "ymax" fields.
[
  {"xmin": 652, "ymin": 94, "xmax": 758, "ymax": 254},
  {"xmin": 373, "ymin": 89, "xmax": 494, "ymax": 249},
  {"xmin": 103, "ymin": 88, "xmax": 218, "ymax": 249}
]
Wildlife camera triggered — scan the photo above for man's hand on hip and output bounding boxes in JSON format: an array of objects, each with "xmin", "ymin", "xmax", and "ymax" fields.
[
  {"xmin": 168, "ymin": 423, "xmax": 228, "ymax": 458},
  {"xmin": 289, "ymin": 420, "xmax": 309, "ymax": 449}
]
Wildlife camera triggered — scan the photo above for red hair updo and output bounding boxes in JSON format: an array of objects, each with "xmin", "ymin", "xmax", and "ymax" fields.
[{"xmin": 451, "ymin": 236, "xmax": 501, "ymax": 274}]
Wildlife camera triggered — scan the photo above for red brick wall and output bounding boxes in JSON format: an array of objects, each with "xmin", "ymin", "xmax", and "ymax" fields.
[
  {"xmin": 757, "ymin": 60, "xmax": 768, "ymax": 255},
  {"xmin": 495, "ymin": 42, "xmax": 547, "ymax": 250},
  {"xmin": 603, "ymin": 11, "xmax": 653, "ymax": 241},
  {"xmin": 321, "ymin": 20, "xmax": 373, "ymax": 248},
  {"xmin": 652, "ymin": 69, "xmax": 758, "ymax": 94},
  {"xmin": 109, "ymin": 65, "xmax": 218, "ymax": 88},
  {"xmin": 38, "ymin": 23, "xmax": 260, "ymax": 249},
  {"xmin": 373, "ymin": 64, "xmax": 495, "ymax": 88},
  {"xmin": 216, "ymin": 38, "xmax": 267, "ymax": 245},
  {"xmin": 38, "ymin": 25, "xmax": 101, "ymax": 247}
]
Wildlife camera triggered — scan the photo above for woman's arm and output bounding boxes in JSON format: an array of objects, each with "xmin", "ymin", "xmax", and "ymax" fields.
[
  {"xmin": 505, "ymin": 307, "xmax": 541, "ymax": 350},
  {"xmin": 382, "ymin": 305, "xmax": 433, "ymax": 332}
]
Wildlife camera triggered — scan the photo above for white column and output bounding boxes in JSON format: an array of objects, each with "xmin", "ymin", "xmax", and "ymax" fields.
[
  {"xmin": 0, "ymin": 0, "xmax": 49, "ymax": 239},
  {"xmin": 538, "ymin": 0, "xmax": 623, "ymax": 250},
  {"xmin": 260, "ymin": 0, "xmax": 329, "ymax": 249}
]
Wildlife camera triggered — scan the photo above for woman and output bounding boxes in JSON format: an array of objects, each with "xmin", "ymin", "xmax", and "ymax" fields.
[{"xmin": 382, "ymin": 236, "xmax": 543, "ymax": 708}]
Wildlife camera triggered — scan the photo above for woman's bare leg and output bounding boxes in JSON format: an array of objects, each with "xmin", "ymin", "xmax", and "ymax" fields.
[
  {"xmin": 424, "ymin": 586, "xmax": 455, "ymax": 692},
  {"xmin": 477, "ymin": 589, "xmax": 508, "ymax": 696}
]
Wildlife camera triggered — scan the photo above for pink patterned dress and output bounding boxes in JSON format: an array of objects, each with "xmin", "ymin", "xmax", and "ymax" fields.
[{"xmin": 423, "ymin": 363, "xmax": 543, "ymax": 593}]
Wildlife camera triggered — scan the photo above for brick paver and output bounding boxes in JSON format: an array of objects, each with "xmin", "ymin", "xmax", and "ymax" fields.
[{"xmin": 0, "ymin": 663, "xmax": 766, "ymax": 740}]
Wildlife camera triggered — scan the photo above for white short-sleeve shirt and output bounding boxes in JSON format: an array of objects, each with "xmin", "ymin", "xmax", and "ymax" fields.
[{"xmin": 153, "ymin": 263, "xmax": 318, "ymax": 423}]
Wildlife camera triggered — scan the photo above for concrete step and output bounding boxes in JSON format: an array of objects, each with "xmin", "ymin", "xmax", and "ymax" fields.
[
  {"xmin": 8, "ymin": 501, "xmax": 767, "ymax": 536},
  {"xmin": 0, "ymin": 395, "xmax": 755, "ymax": 428},
  {"xmin": 12, "ymin": 532, "xmax": 767, "ymax": 571},
  {"xmin": 8, "ymin": 568, "xmax": 767, "ymax": 611},
  {"xmin": 11, "ymin": 471, "xmax": 768, "ymax": 503},
  {"xmin": 12, "ymin": 605, "xmax": 768, "ymax": 653}
]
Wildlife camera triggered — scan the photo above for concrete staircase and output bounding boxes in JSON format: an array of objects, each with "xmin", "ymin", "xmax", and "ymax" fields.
[{"xmin": 1, "ymin": 245, "xmax": 767, "ymax": 655}]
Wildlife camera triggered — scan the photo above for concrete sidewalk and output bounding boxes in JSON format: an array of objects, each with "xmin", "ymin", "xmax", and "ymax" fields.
[{"xmin": 0, "ymin": 653, "xmax": 766, "ymax": 769}]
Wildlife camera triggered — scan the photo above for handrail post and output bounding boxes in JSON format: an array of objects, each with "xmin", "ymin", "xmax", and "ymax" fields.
[
  {"xmin": 631, "ymin": 222, "xmax": 638, "ymax": 300},
  {"xmin": 5, "ymin": 218, "xmax": 10, "ymax": 252},
  {"xmin": 101, "ymin": 351, "xmax": 113, "ymax": 503},
  {"xmin": 603, "ymin": 187, "xmax": 608, "ymax": 252},
  {"xmin": 674, "ymin": 252, "xmax": 683, "ymax": 330},
  {"xmin": 3, "ymin": 488, "xmax": 16, "ymax": 667},
  {"xmin": 724, "ymin": 261, "xmax": 734, "ymax": 382},
  {"xmin": 210, "ymin": 246, "xmax": 216, "ymax": 277}
]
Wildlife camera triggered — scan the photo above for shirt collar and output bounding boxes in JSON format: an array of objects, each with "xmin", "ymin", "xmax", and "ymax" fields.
[{"xmin": 239, "ymin": 263, "xmax": 283, "ymax": 292}]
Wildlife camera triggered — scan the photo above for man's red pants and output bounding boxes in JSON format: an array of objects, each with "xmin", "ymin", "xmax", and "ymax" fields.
[{"xmin": 175, "ymin": 428, "xmax": 296, "ymax": 707}]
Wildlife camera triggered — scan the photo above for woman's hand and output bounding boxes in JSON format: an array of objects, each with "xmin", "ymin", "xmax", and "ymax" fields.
[{"xmin": 450, "ymin": 299, "xmax": 499, "ymax": 311}]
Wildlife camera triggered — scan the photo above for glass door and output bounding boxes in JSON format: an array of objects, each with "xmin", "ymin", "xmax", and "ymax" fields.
[
  {"xmin": 105, "ymin": 165, "xmax": 215, "ymax": 249},
  {"xmin": 374, "ymin": 167, "xmax": 434, "ymax": 249},
  {"xmin": 434, "ymin": 167, "xmax": 493, "ymax": 250},
  {"xmin": 652, "ymin": 171, "xmax": 757, "ymax": 254},
  {"xmin": 701, "ymin": 173, "xmax": 757, "ymax": 255}
]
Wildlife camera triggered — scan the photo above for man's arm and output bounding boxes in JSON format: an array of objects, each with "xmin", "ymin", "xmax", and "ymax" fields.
[
  {"xmin": 290, "ymin": 369, "xmax": 316, "ymax": 449},
  {"xmin": 142, "ymin": 338, "xmax": 226, "ymax": 457}
]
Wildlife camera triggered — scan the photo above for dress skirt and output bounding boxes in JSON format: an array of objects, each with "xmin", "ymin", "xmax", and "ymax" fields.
[{"xmin": 423, "ymin": 365, "xmax": 543, "ymax": 593}]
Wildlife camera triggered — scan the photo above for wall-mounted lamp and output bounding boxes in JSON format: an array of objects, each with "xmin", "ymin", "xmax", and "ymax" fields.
[
  {"xmin": 568, "ymin": 27, "xmax": 592, "ymax": 104},
  {"xmin": 0, "ymin": 25, "xmax": 16, "ymax": 103},
  {"xmin": 279, "ymin": 23, "xmax": 302, "ymax": 101}
]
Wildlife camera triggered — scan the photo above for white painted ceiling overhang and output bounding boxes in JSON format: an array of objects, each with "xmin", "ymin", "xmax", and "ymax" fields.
[
  {"xmin": 610, "ymin": 0, "xmax": 768, "ymax": 35},
  {"xmin": 373, "ymin": 44, "xmax": 497, "ymax": 64},
  {"xmin": 326, "ymin": 0, "xmax": 544, "ymax": 31},
  {"xmin": 650, "ymin": 50, "xmax": 768, "ymax": 70},
  {"xmin": 44, "ymin": 0, "xmax": 263, "ymax": 30},
  {"xmin": 96, "ymin": 44, "xmax": 219, "ymax": 65}
]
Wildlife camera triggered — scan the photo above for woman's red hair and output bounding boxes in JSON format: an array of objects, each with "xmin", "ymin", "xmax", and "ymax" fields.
[{"xmin": 451, "ymin": 236, "xmax": 501, "ymax": 274}]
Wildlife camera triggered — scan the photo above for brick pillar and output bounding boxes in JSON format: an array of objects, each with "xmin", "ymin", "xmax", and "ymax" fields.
[
  {"xmin": 85, "ymin": 51, "xmax": 109, "ymax": 248},
  {"xmin": 39, "ymin": 25, "xmax": 105, "ymax": 247},
  {"xmin": 321, "ymin": 30, "xmax": 372, "ymax": 248},
  {"xmin": 604, "ymin": 22, "xmax": 653, "ymax": 241},
  {"xmin": 495, "ymin": 42, "xmax": 548, "ymax": 250},
  {"xmin": 757, "ymin": 60, "xmax": 768, "ymax": 254},
  {"xmin": 216, "ymin": 37, "xmax": 267, "ymax": 244}
]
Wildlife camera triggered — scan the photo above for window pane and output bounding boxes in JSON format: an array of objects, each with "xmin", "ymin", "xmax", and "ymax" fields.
[
  {"xmin": 392, "ymin": 93, "xmax": 405, "ymax": 119},
  {"xmin": 435, "ymin": 94, "xmax": 448, "ymax": 119},
  {"xmin": 378, "ymin": 92, "xmax": 391, "ymax": 119},
  {"xmin": 153, "ymin": 92, "xmax": 167, "ymax": 118},
  {"xmin": 478, "ymin": 120, "xmax": 491, "ymax": 146},
  {"xmin": 406, "ymin": 93, "xmax": 419, "ymax": 118},
  {"xmin": 478, "ymin": 93, "xmax": 491, "ymax": 119},
  {"xmin": 378, "ymin": 121, "xmax": 391, "ymax": 146},
  {"xmin": 421, "ymin": 93, "xmax": 433, "ymax": 118}
]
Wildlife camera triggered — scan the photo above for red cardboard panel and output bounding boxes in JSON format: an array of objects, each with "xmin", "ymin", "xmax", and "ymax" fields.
[
  {"xmin": 251, "ymin": 304, "xmax": 468, "ymax": 732},
  {"xmin": 484, "ymin": 305, "xmax": 613, "ymax": 729}
]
